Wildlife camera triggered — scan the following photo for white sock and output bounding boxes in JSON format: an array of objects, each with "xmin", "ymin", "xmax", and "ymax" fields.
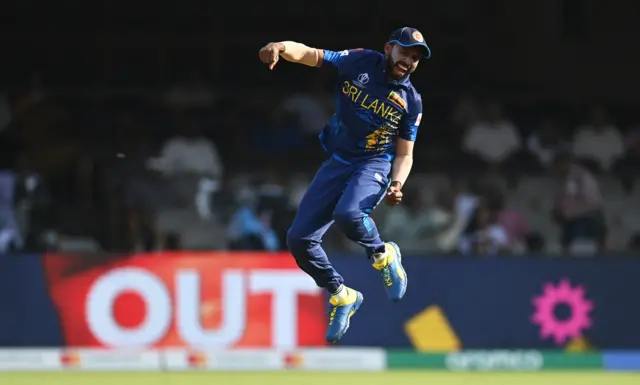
[
  {"xmin": 331, "ymin": 285, "xmax": 348, "ymax": 302},
  {"xmin": 373, "ymin": 245, "xmax": 390, "ymax": 264}
]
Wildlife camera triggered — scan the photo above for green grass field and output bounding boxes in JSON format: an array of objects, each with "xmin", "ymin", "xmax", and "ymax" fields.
[{"xmin": 2, "ymin": 371, "xmax": 639, "ymax": 385}]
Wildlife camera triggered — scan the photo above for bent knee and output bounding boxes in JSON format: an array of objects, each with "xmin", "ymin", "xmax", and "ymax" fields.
[
  {"xmin": 332, "ymin": 209, "xmax": 365, "ymax": 225},
  {"xmin": 286, "ymin": 227, "xmax": 309, "ymax": 250}
]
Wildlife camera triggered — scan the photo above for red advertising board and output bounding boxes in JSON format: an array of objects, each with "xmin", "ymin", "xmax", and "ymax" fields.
[{"xmin": 43, "ymin": 252, "xmax": 327, "ymax": 348}]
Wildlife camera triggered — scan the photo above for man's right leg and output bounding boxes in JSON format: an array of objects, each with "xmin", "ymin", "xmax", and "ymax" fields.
[
  {"xmin": 286, "ymin": 159, "xmax": 345, "ymax": 294},
  {"xmin": 286, "ymin": 158, "xmax": 364, "ymax": 343}
]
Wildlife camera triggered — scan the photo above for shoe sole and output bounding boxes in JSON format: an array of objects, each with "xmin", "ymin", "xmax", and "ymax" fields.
[
  {"xmin": 387, "ymin": 242, "xmax": 408, "ymax": 302},
  {"xmin": 326, "ymin": 292, "xmax": 364, "ymax": 344}
]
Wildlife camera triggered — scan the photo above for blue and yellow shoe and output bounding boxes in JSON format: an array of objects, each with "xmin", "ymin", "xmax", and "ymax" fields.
[
  {"xmin": 325, "ymin": 286, "xmax": 364, "ymax": 344},
  {"xmin": 372, "ymin": 242, "xmax": 407, "ymax": 302}
]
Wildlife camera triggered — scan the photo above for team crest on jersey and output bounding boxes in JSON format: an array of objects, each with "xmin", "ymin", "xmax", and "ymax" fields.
[
  {"xmin": 353, "ymin": 73, "xmax": 369, "ymax": 88},
  {"xmin": 387, "ymin": 91, "xmax": 407, "ymax": 110}
]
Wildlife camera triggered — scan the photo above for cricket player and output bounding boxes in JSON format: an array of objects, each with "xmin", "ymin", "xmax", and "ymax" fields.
[{"xmin": 259, "ymin": 27, "xmax": 430, "ymax": 343}]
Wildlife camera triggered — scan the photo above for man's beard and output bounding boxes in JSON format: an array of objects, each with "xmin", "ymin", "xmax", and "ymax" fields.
[{"xmin": 385, "ymin": 55, "xmax": 412, "ymax": 80}]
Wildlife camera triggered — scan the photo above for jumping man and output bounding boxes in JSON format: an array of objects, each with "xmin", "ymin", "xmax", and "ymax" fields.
[{"xmin": 258, "ymin": 27, "xmax": 430, "ymax": 343}]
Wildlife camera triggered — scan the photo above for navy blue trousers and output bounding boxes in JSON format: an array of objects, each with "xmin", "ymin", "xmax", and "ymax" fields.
[{"xmin": 286, "ymin": 156, "xmax": 390, "ymax": 293}]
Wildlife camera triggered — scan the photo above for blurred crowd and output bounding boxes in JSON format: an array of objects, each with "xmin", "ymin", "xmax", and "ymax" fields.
[{"xmin": 0, "ymin": 75, "xmax": 639, "ymax": 256}]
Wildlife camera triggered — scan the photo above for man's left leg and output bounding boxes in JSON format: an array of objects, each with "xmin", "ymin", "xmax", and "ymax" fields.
[{"xmin": 332, "ymin": 160, "xmax": 408, "ymax": 301}]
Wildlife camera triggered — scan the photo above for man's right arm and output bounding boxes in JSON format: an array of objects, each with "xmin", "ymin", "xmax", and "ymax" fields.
[
  {"xmin": 274, "ymin": 41, "xmax": 324, "ymax": 67},
  {"xmin": 273, "ymin": 41, "xmax": 368, "ymax": 70}
]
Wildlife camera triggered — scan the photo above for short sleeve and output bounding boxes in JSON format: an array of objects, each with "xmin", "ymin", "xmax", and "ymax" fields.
[
  {"xmin": 322, "ymin": 48, "xmax": 371, "ymax": 74},
  {"xmin": 399, "ymin": 94, "xmax": 423, "ymax": 142}
]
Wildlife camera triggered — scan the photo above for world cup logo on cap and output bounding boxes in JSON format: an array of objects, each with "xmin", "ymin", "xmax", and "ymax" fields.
[{"xmin": 412, "ymin": 31, "xmax": 424, "ymax": 42}]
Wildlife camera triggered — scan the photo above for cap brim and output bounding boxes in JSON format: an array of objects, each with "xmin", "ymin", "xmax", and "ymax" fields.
[{"xmin": 389, "ymin": 39, "xmax": 432, "ymax": 59}]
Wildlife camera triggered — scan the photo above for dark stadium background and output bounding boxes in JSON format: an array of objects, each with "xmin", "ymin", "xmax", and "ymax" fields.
[{"xmin": 1, "ymin": 0, "xmax": 640, "ymax": 355}]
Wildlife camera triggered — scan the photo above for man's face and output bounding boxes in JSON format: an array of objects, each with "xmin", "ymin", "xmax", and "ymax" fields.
[{"xmin": 384, "ymin": 43, "xmax": 423, "ymax": 79}]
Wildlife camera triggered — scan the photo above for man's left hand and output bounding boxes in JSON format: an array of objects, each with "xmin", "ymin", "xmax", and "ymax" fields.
[{"xmin": 385, "ymin": 182, "xmax": 403, "ymax": 206}]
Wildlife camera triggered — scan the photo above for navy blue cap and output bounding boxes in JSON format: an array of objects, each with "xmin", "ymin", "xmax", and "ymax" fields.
[{"xmin": 388, "ymin": 27, "xmax": 431, "ymax": 59}]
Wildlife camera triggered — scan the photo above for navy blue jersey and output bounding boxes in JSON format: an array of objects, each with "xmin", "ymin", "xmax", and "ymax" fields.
[{"xmin": 318, "ymin": 48, "xmax": 423, "ymax": 164}]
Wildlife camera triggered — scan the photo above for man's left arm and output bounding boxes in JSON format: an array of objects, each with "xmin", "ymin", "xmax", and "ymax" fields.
[
  {"xmin": 386, "ymin": 97, "xmax": 422, "ymax": 205},
  {"xmin": 390, "ymin": 139, "xmax": 414, "ymax": 187}
]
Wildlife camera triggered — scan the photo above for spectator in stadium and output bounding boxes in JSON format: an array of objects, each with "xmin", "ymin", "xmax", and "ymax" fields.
[
  {"xmin": 436, "ymin": 178, "xmax": 482, "ymax": 252},
  {"xmin": 255, "ymin": 167, "xmax": 296, "ymax": 250},
  {"xmin": 12, "ymin": 153, "xmax": 55, "ymax": 252},
  {"xmin": 211, "ymin": 173, "xmax": 239, "ymax": 224},
  {"xmin": 458, "ymin": 199, "xmax": 509, "ymax": 256},
  {"xmin": 526, "ymin": 118, "xmax": 568, "ymax": 171},
  {"xmin": 382, "ymin": 185, "xmax": 454, "ymax": 249},
  {"xmin": 572, "ymin": 105, "xmax": 624, "ymax": 173},
  {"xmin": 487, "ymin": 188, "xmax": 545, "ymax": 253},
  {"xmin": 628, "ymin": 233, "xmax": 640, "ymax": 254},
  {"xmin": 227, "ymin": 186, "xmax": 280, "ymax": 251},
  {"xmin": 279, "ymin": 76, "xmax": 331, "ymax": 138},
  {"xmin": 150, "ymin": 117, "xmax": 223, "ymax": 180},
  {"xmin": 551, "ymin": 152, "xmax": 607, "ymax": 253},
  {"xmin": 461, "ymin": 101, "xmax": 522, "ymax": 171},
  {"xmin": 148, "ymin": 116, "xmax": 223, "ymax": 218},
  {"xmin": 612, "ymin": 127, "xmax": 640, "ymax": 191},
  {"xmin": 0, "ymin": 170, "xmax": 22, "ymax": 253},
  {"xmin": 107, "ymin": 117, "xmax": 159, "ymax": 251}
]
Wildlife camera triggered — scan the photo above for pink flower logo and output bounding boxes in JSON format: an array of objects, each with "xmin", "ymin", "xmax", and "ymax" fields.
[{"xmin": 531, "ymin": 279, "xmax": 594, "ymax": 345}]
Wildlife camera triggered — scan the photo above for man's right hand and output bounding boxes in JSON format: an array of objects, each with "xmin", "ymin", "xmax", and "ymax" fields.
[{"xmin": 259, "ymin": 42, "xmax": 285, "ymax": 70}]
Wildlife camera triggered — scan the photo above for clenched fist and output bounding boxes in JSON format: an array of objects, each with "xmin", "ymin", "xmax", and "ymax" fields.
[
  {"xmin": 259, "ymin": 42, "xmax": 286, "ymax": 70},
  {"xmin": 385, "ymin": 181, "xmax": 403, "ymax": 206}
]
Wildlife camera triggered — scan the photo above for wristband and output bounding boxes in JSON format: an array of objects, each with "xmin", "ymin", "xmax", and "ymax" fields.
[{"xmin": 390, "ymin": 181, "xmax": 402, "ymax": 190}]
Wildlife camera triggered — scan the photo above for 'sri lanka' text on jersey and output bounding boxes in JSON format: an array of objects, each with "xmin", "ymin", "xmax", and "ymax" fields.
[{"xmin": 318, "ymin": 48, "xmax": 423, "ymax": 164}]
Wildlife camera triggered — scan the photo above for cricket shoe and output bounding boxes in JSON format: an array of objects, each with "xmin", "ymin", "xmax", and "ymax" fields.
[
  {"xmin": 325, "ymin": 286, "xmax": 364, "ymax": 343},
  {"xmin": 372, "ymin": 242, "xmax": 407, "ymax": 302}
]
